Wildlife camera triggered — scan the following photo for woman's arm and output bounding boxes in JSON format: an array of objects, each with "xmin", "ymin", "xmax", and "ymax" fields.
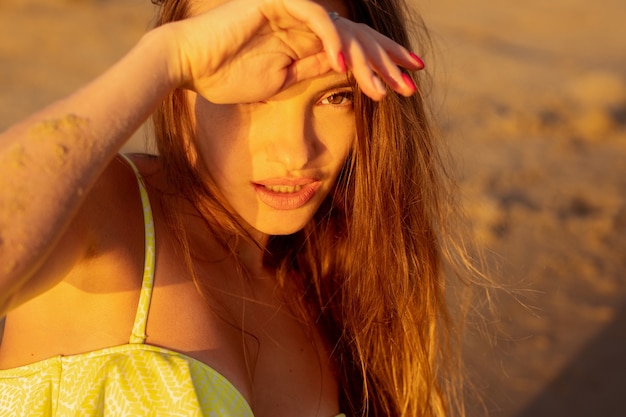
[
  {"xmin": 0, "ymin": 29, "xmax": 177, "ymax": 313},
  {"xmin": 0, "ymin": 0, "xmax": 422, "ymax": 314}
]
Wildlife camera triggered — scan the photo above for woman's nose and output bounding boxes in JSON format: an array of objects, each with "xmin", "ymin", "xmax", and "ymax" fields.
[{"xmin": 263, "ymin": 108, "xmax": 316, "ymax": 171}]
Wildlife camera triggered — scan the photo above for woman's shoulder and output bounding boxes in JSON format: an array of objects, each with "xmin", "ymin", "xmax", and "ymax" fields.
[
  {"xmin": 29, "ymin": 153, "xmax": 165, "ymax": 298},
  {"xmin": 81, "ymin": 153, "xmax": 162, "ymax": 257},
  {"xmin": 26, "ymin": 153, "xmax": 164, "ymax": 295},
  {"xmin": 97, "ymin": 153, "xmax": 161, "ymax": 197},
  {"xmin": 88, "ymin": 153, "xmax": 162, "ymax": 220},
  {"xmin": 0, "ymin": 154, "xmax": 165, "ymax": 334}
]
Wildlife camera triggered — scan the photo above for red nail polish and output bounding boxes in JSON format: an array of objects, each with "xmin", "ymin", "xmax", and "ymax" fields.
[
  {"xmin": 402, "ymin": 73, "xmax": 417, "ymax": 92},
  {"xmin": 409, "ymin": 52, "xmax": 425, "ymax": 69},
  {"xmin": 338, "ymin": 51, "xmax": 346, "ymax": 73}
]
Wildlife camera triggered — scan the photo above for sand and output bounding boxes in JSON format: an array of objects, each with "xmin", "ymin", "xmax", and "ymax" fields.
[
  {"xmin": 1, "ymin": 0, "xmax": 625, "ymax": 416},
  {"xmin": 422, "ymin": 0, "xmax": 626, "ymax": 415}
]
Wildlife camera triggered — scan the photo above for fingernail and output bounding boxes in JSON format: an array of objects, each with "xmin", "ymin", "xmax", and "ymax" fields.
[
  {"xmin": 402, "ymin": 73, "xmax": 417, "ymax": 92},
  {"xmin": 337, "ymin": 51, "xmax": 346, "ymax": 73},
  {"xmin": 372, "ymin": 75, "xmax": 386, "ymax": 95},
  {"xmin": 409, "ymin": 52, "xmax": 425, "ymax": 69}
]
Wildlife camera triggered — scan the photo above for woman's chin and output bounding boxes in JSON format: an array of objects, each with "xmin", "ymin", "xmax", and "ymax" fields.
[
  {"xmin": 244, "ymin": 214, "xmax": 311, "ymax": 237},
  {"xmin": 254, "ymin": 222, "xmax": 306, "ymax": 237}
]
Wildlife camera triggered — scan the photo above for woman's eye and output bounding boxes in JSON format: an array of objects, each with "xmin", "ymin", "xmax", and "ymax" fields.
[{"xmin": 321, "ymin": 92, "xmax": 354, "ymax": 106}]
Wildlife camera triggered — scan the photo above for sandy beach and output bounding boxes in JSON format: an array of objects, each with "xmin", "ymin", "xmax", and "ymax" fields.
[
  {"xmin": 1, "ymin": 0, "xmax": 625, "ymax": 415},
  {"xmin": 423, "ymin": 0, "xmax": 626, "ymax": 415}
]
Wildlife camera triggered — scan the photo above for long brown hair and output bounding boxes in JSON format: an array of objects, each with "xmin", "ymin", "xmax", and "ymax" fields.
[{"xmin": 151, "ymin": 0, "xmax": 468, "ymax": 415}]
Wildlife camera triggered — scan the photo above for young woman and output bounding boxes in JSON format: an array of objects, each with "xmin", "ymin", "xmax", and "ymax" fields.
[{"xmin": 0, "ymin": 0, "xmax": 467, "ymax": 415}]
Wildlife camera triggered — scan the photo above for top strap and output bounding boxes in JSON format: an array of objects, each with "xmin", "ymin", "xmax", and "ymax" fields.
[{"xmin": 119, "ymin": 154, "xmax": 156, "ymax": 344}]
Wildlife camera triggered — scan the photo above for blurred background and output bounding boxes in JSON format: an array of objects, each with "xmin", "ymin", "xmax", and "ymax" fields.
[{"xmin": 1, "ymin": 0, "xmax": 625, "ymax": 415}]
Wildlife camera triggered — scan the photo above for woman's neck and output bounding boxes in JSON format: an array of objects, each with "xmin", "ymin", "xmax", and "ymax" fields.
[{"xmin": 234, "ymin": 233, "xmax": 268, "ymax": 274}]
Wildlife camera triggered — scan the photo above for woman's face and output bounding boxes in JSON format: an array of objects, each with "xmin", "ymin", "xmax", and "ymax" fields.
[{"xmin": 191, "ymin": 71, "xmax": 355, "ymax": 236}]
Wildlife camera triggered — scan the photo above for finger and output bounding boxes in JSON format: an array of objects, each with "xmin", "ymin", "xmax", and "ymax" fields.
[
  {"xmin": 343, "ymin": 36, "xmax": 388, "ymax": 101},
  {"xmin": 283, "ymin": 52, "xmax": 333, "ymax": 89},
  {"xmin": 275, "ymin": 0, "xmax": 344, "ymax": 73},
  {"xmin": 362, "ymin": 26, "xmax": 425, "ymax": 71},
  {"xmin": 351, "ymin": 29, "xmax": 416, "ymax": 97}
]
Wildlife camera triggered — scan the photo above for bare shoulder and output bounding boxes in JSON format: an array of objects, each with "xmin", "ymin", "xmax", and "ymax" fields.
[
  {"xmin": 6, "ymin": 154, "xmax": 159, "ymax": 308},
  {"xmin": 86, "ymin": 154, "xmax": 157, "ymax": 243},
  {"xmin": 67, "ymin": 153, "xmax": 154, "ymax": 263},
  {"xmin": 0, "ymin": 154, "xmax": 165, "ymax": 366},
  {"xmin": 70, "ymin": 153, "xmax": 162, "ymax": 283}
]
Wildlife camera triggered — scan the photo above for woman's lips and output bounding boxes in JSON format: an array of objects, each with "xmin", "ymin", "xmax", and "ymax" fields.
[{"xmin": 253, "ymin": 179, "xmax": 321, "ymax": 210}]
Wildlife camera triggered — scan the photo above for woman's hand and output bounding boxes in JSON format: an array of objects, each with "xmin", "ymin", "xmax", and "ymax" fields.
[{"xmin": 162, "ymin": 0, "xmax": 423, "ymax": 103}]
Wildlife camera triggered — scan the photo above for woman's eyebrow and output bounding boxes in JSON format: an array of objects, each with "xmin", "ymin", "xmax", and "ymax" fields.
[{"xmin": 318, "ymin": 80, "xmax": 353, "ymax": 92}]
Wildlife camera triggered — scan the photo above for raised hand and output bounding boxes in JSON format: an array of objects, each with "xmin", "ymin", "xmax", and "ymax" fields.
[{"xmin": 162, "ymin": 0, "xmax": 423, "ymax": 104}]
